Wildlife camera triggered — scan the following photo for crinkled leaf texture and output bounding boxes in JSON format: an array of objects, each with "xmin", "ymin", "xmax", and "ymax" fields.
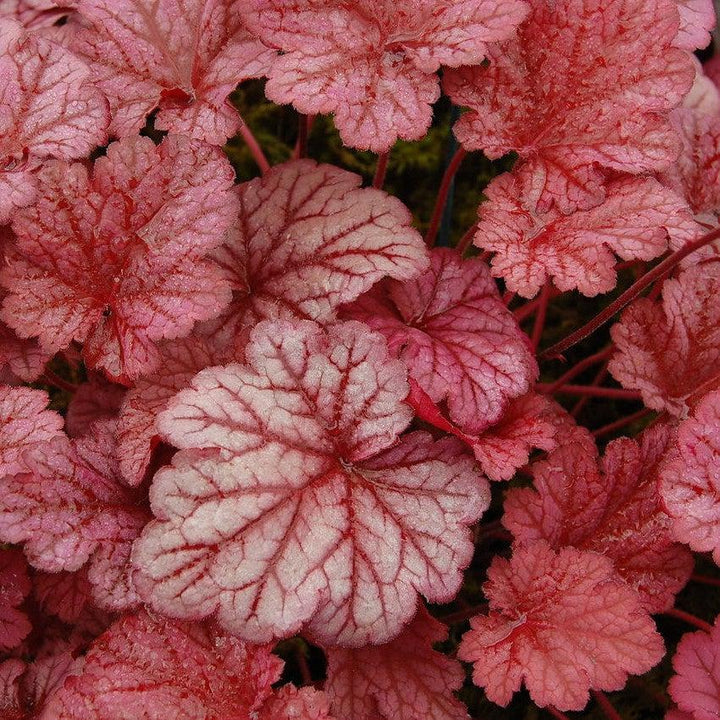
[
  {"xmin": 0, "ymin": 386, "xmax": 63, "ymax": 477},
  {"xmin": 43, "ymin": 609, "xmax": 284, "ymax": 720},
  {"xmin": 0, "ymin": 18, "xmax": 108, "ymax": 224},
  {"xmin": 668, "ymin": 617, "xmax": 720, "ymax": 720},
  {"xmin": 475, "ymin": 174, "xmax": 699, "ymax": 298},
  {"xmin": 65, "ymin": 375, "xmax": 125, "ymax": 438},
  {"xmin": 444, "ymin": 0, "xmax": 693, "ymax": 213},
  {"xmin": 204, "ymin": 159, "xmax": 429, "ymax": 353},
  {"xmin": 458, "ymin": 542, "xmax": 665, "ymax": 711},
  {"xmin": 609, "ymin": 262, "xmax": 720, "ymax": 416},
  {"xmin": 70, "ymin": 0, "xmax": 274, "ymax": 144},
  {"xmin": 134, "ymin": 320, "xmax": 488, "ymax": 646},
  {"xmin": 258, "ymin": 686, "xmax": 337, "ymax": 720},
  {"xmin": 504, "ymin": 425, "xmax": 693, "ymax": 612},
  {"xmin": 0, "ymin": 548, "xmax": 31, "ymax": 652},
  {"xmin": 674, "ymin": 0, "xmax": 715, "ymax": 49},
  {"xmin": 242, "ymin": 0, "xmax": 527, "ymax": 152},
  {"xmin": 660, "ymin": 389, "xmax": 720, "ymax": 565},
  {"xmin": 342, "ymin": 248, "xmax": 536, "ymax": 434},
  {"xmin": 0, "ymin": 134, "xmax": 237, "ymax": 382},
  {"xmin": 325, "ymin": 605, "xmax": 468, "ymax": 720},
  {"xmin": 33, "ymin": 569, "xmax": 93, "ymax": 624},
  {"xmin": 0, "ymin": 421, "xmax": 149, "ymax": 611}
]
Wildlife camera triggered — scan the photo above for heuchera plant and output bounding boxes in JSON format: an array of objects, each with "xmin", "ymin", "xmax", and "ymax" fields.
[{"xmin": 2, "ymin": 0, "xmax": 720, "ymax": 718}]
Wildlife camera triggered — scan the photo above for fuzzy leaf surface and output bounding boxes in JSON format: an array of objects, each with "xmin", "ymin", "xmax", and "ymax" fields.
[
  {"xmin": 325, "ymin": 606, "xmax": 468, "ymax": 720},
  {"xmin": 43, "ymin": 609, "xmax": 283, "ymax": 720},
  {"xmin": 242, "ymin": 0, "xmax": 527, "ymax": 152},
  {"xmin": 0, "ymin": 18, "xmax": 108, "ymax": 224},
  {"xmin": 458, "ymin": 542, "xmax": 664, "ymax": 711},
  {"xmin": 342, "ymin": 248, "xmax": 536, "ymax": 433},
  {"xmin": 660, "ymin": 389, "xmax": 720, "ymax": 564},
  {"xmin": 0, "ymin": 549, "xmax": 30, "ymax": 652},
  {"xmin": 134, "ymin": 320, "xmax": 488, "ymax": 646},
  {"xmin": 71, "ymin": 0, "xmax": 273, "ymax": 144},
  {"xmin": 609, "ymin": 262, "xmax": 720, "ymax": 416},
  {"xmin": 1, "ymin": 135, "xmax": 237, "ymax": 382},
  {"xmin": 204, "ymin": 159, "xmax": 429, "ymax": 353},
  {"xmin": 444, "ymin": 0, "xmax": 693, "ymax": 212},
  {"xmin": 504, "ymin": 425, "xmax": 694, "ymax": 612},
  {"xmin": 475, "ymin": 174, "xmax": 699, "ymax": 298}
]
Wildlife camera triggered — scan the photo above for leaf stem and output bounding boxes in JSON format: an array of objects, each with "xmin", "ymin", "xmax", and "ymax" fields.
[
  {"xmin": 294, "ymin": 113, "xmax": 310, "ymax": 159},
  {"xmin": 455, "ymin": 223, "xmax": 477, "ymax": 254},
  {"xmin": 592, "ymin": 407, "xmax": 654, "ymax": 437},
  {"xmin": 664, "ymin": 607, "xmax": 714, "ymax": 633},
  {"xmin": 531, "ymin": 282, "xmax": 551, "ymax": 351},
  {"xmin": 237, "ymin": 115, "xmax": 270, "ymax": 174},
  {"xmin": 539, "ymin": 227, "xmax": 720, "ymax": 361},
  {"xmin": 373, "ymin": 152, "xmax": 390, "ymax": 189},
  {"xmin": 593, "ymin": 690, "xmax": 624, "ymax": 720},
  {"xmin": 547, "ymin": 347, "xmax": 613, "ymax": 393},
  {"xmin": 41, "ymin": 369, "xmax": 77, "ymax": 394},
  {"xmin": 425, "ymin": 147, "xmax": 466, "ymax": 247},
  {"xmin": 546, "ymin": 707, "xmax": 572, "ymax": 720},
  {"xmin": 536, "ymin": 383, "xmax": 641, "ymax": 399},
  {"xmin": 691, "ymin": 573, "xmax": 720, "ymax": 588}
]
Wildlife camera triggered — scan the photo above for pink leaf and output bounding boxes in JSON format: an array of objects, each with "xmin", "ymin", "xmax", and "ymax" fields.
[
  {"xmin": 668, "ymin": 618, "xmax": 720, "ymax": 720},
  {"xmin": 0, "ymin": 18, "xmax": 108, "ymax": 224},
  {"xmin": 66, "ymin": 375, "xmax": 125, "ymax": 438},
  {"xmin": 134, "ymin": 320, "xmax": 488, "ymax": 646},
  {"xmin": 33, "ymin": 569, "xmax": 93, "ymax": 623},
  {"xmin": 444, "ymin": 0, "xmax": 694, "ymax": 212},
  {"xmin": 475, "ymin": 174, "xmax": 699, "ymax": 298},
  {"xmin": 117, "ymin": 337, "xmax": 224, "ymax": 486},
  {"xmin": 0, "ymin": 0, "xmax": 70, "ymax": 30},
  {"xmin": 0, "ymin": 420, "xmax": 150, "ymax": 611},
  {"xmin": 342, "ymin": 248, "xmax": 536, "ymax": 434},
  {"xmin": 674, "ymin": 0, "xmax": 715, "ymax": 49},
  {"xmin": 44, "ymin": 609, "xmax": 283, "ymax": 720},
  {"xmin": 203, "ymin": 159, "xmax": 429, "ymax": 353},
  {"xmin": 660, "ymin": 389, "xmax": 720, "ymax": 565},
  {"xmin": 1, "ymin": 134, "xmax": 237, "ymax": 382},
  {"xmin": 259, "ymin": 686, "xmax": 337, "ymax": 720},
  {"xmin": 609, "ymin": 262, "xmax": 720, "ymax": 416},
  {"xmin": 458, "ymin": 542, "xmax": 665, "ymax": 711},
  {"xmin": 0, "ymin": 386, "xmax": 63, "ymax": 477},
  {"xmin": 504, "ymin": 424, "xmax": 694, "ymax": 612},
  {"xmin": 325, "ymin": 606, "xmax": 468, "ymax": 720},
  {"xmin": 0, "ymin": 549, "xmax": 31, "ymax": 652},
  {"xmin": 242, "ymin": 0, "xmax": 527, "ymax": 152},
  {"xmin": 0, "ymin": 659, "xmax": 24, "ymax": 720},
  {"xmin": 70, "ymin": 0, "xmax": 274, "ymax": 144}
]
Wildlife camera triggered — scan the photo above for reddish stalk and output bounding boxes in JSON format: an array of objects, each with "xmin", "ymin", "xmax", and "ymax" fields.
[
  {"xmin": 531, "ymin": 282, "xmax": 552, "ymax": 351},
  {"xmin": 238, "ymin": 116, "xmax": 270, "ymax": 174},
  {"xmin": 456, "ymin": 223, "xmax": 477, "ymax": 254},
  {"xmin": 503, "ymin": 290, "xmax": 515, "ymax": 306},
  {"xmin": 664, "ymin": 607, "xmax": 714, "ymax": 633},
  {"xmin": 691, "ymin": 573, "xmax": 720, "ymax": 588},
  {"xmin": 536, "ymin": 383, "xmax": 641, "ymax": 400},
  {"xmin": 373, "ymin": 152, "xmax": 390, "ymax": 189},
  {"xmin": 425, "ymin": 147, "xmax": 467, "ymax": 247},
  {"xmin": 539, "ymin": 227, "xmax": 720, "ymax": 361},
  {"xmin": 546, "ymin": 707, "xmax": 572, "ymax": 720},
  {"xmin": 514, "ymin": 286, "xmax": 563, "ymax": 322},
  {"xmin": 593, "ymin": 691, "xmax": 624, "ymax": 720},
  {"xmin": 572, "ymin": 362, "xmax": 609, "ymax": 417},
  {"xmin": 440, "ymin": 603, "xmax": 489, "ymax": 625},
  {"xmin": 41, "ymin": 369, "xmax": 77, "ymax": 394},
  {"xmin": 592, "ymin": 407, "xmax": 653, "ymax": 437},
  {"xmin": 293, "ymin": 113, "xmax": 309, "ymax": 159},
  {"xmin": 296, "ymin": 646, "xmax": 312, "ymax": 686},
  {"xmin": 547, "ymin": 347, "xmax": 613, "ymax": 393}
]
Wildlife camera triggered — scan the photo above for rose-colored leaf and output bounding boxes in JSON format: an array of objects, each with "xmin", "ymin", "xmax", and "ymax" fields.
[
  {"xmin": 444, "ymin": 0, "xmax": 694, "ymax": 213},
  {"xmin": 475, "ymin": 174, "xmax": 699, "ymax": 298},
  {"xmin": 660, "ymin": 389, "xmax": 720, "ymax": 564},
  {"xmin": 33, "ymin": 569, "xmax": 93, "ymax": 623},
  {"xmin": 0, "ymin": 386, "xmax": 63, "ymax": 477},
  {"xmin": 0, "ymin": 420, "xmax": 150, "ymax": 611},
  {"xmin": 609, "ymin": 262, "xmax": 720, "ymax": 416},
  {"xmin": 1, "ymin": 134, "xmax": 237, "ymax": 382},
  {"xmin": 259, "ymin": 686, "xmax": 337, "ymax": 720},
  {"xmin": 458, "ymin": 542, "xmax": 664, "ymax": 711},
  {"xmin": 0, "ymin": 659, "xmax": 24, "ymax": 720},
  {"xmin": 0, "ymin": 549, "xmax": 31, "ymax": 652},
  {"xmin": 674, "ymin": 0, "xmax": 715, "ymax": 49},
  {"xmin": 0, "ymin": 18, "xmax": 108, "ymax": 224},
  {"xmin": 342, "ymin": 248, "xmax": 536, "ymax": 433},
  {"xmin": 117, "ymin": 337, "xmax": 224, "ymax": 486},
  {"xmin": 471, "ymin": 392, "xmax": 562, "ymax": 481},
  {"xmin": 204, "ymin": 159, "xmax": 428, "ymax": 353},
  {"xmin": 325, "ymin": 606, "xmax": 468, "ymax": 720},
  {"xmin": 71, "ymin": 0, "xmax": 273, "ymax": 144},
  {"xmin": 242, "ymin": 0, "xmax": 527, "ymax": 152},
  {"xmin": 668, "ymin": 618, "xmax": 720, "ymax": 720},
  {"xmin": 0, "ymin": 321, "xmax": 48, "ymax": 383},
  {"xmin": 44, "ymin": 609, "xmax": 283, "ymax": 720},
  {"xmin": 134, "ymin": 320, "xmax": 488, "ymax": 646},
  {"xmin": 504, "ymin": 424, "xmax": 693, "ymax": 612},
  {"xmin": 66, "ymin": 375, "xmax": 125, "ymax": 438},
  {"xmin": 0, "ymin": 0, "xmax": 70, "ymax": 30}
]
